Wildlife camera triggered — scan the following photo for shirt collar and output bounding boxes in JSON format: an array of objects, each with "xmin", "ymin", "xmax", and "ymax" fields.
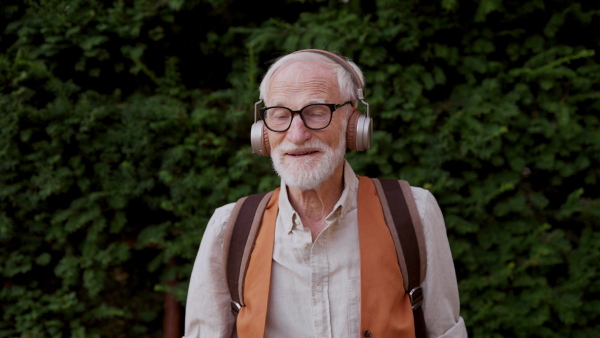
[{"xmin": 278, "ymin": 161, "xmax": 359, "ymax": 234}]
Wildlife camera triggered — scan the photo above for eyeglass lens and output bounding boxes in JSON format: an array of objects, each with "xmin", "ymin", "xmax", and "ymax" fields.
[{"xmin": 263, "ymin": 104, "xmax": 332, "ymax": 131}]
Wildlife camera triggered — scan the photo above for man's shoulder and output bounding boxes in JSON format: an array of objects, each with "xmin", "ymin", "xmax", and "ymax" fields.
[
  {"xmin": 211, "ymin": 202, "xmax": 236, "ymax": 223},
  {"xmin": 404, "ymin": 184, "xmax": 440, "ymax": 223},
  {"xmin": 408, "ymin": 185, "xmax": 431, "ymax": 201},
  {"xmin": 206, "ymin": 202, "xmax": 236, "ymax": 235},
  {"xmin": 200, "ymin": 202, "xmax": 237, "ymax": 247},
  {"xmin": 215, "ymin": 201, "xmax": 236, "ymax": 215},
  {"xmin": 407, "ymin": 184, "xmax": 437, "ymax": 201},
  {"xmin": 376, "ymin": 180, "xmax": 434, "ymax": 208}
]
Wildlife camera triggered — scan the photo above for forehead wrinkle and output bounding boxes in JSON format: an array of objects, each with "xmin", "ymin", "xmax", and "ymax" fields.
[
  {"xmin": 267, "ymin": 64, "xmax": 340, "ymax": 106},
  {"xmin": 269, "ymin": 79, "xmax": 337, "ymax": 97}
]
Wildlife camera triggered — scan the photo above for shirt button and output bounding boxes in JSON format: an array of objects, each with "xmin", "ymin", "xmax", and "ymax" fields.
[
  {"xmin": 294, "ymin": 218, "xmax": 300, "ymax": 225},
  {"xmin": 316, "ymin": 285, "xmax": 322, "ymax": 292}
]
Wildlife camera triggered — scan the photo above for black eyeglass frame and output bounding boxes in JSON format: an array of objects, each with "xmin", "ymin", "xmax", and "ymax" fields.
[{"xmin": 259, "ymin": 101, "xmax": 353, "ymax": 132}]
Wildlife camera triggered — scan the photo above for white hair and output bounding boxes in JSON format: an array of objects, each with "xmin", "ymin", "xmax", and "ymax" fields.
[{"xmin": 259, "ymin": 51, "xmax": 365, "ymax": 106}]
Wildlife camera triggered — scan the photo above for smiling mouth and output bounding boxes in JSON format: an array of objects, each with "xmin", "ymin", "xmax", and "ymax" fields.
[{"xmin": 287, "ymin": 150, "xmax": 319, "ymax": 156}]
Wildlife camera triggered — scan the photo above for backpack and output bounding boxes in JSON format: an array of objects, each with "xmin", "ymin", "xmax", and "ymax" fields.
[{"xmin": 222, "ymin": 178, "xmax": 427, "ymax": 338}]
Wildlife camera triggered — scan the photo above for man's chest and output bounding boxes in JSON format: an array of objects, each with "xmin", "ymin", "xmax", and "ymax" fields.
[{"xmin": 265, "ymin": 212, "xmax": 361, "ymax": 338}]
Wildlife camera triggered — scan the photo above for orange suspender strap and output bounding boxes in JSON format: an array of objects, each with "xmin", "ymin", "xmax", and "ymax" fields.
[
  {"xmin": 358, "ymin": 176, "xmax": 415, "ymax": 338},
  {"xmin": 223, "ymin": 189, "xmax": 279, "ymax": 338},
  {"xmin": 234, "ymin": 189, "xmax": 280, "ymax": 338},
  {"xmin": 225, "ymin": 191, "xmax": 273, "ymax": 313}
]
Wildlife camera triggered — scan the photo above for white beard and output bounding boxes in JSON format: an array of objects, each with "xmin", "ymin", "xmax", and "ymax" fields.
[{"xmin": 271, "ymin": 136, "xmax": 346, "ymax": 191}]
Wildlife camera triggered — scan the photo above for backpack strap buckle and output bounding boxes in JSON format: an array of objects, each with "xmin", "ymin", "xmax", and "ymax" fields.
[
  {"xmin": 409, "ymin": 286, "xmax": 423, "ymax": 310},
  {"xmin": 231, "ymin": 300, "xmax": 242, "ymax": 315}
]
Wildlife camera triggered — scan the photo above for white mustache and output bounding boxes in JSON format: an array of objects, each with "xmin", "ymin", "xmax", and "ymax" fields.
[{"xmin": 274, "ymin": 139, "xmax": 327, "ymax": 153}]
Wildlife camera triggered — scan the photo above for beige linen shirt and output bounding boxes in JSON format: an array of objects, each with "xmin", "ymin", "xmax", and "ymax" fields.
[{"xmin": 185, "ymin": 162, "xmax": 467, "ymax": 337}]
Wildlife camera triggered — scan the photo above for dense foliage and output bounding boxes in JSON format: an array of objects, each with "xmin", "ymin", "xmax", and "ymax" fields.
[{"xmin": 1, "ymin": 0, "xmax": 599, "ymax": 337}]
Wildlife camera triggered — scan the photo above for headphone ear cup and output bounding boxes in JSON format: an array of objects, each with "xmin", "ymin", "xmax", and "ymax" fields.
[
  {"xmin": 251, "ymin": 120, "xmax": 271, "ymax": 156},
  {"xmin": 355, "ymin": 113, "xmax": 372, "ymax": 151},
  {"xmin": 346, "ymin": 109, "xmax": 359, "ymax": 151},
  {"xmin": 262, "ymin": 123, "xmax": 271, "ymax": 156},
  {"xmin": 346, "ymin": 109, "xmax": 372, "ymax": 151}
]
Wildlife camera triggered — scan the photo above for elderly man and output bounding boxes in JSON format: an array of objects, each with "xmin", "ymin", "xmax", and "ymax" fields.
[{"xmin": 185, "ymin": 49, "xmax": 467, "ymax": 337}]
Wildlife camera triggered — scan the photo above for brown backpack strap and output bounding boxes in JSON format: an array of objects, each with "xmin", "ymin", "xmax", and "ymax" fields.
[
  {"xmin": 372, "ymin": 178, "xmax": 427, "ymax": 338},
  {"xmin": 222, "ymin": 191, "xmax": 273, "ymax": 317}
]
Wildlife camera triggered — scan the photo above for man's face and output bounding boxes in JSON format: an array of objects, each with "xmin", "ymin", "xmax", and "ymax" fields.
[{"xmin": 266, "ymin": 61, "xmax": 349, "ymax": 191}]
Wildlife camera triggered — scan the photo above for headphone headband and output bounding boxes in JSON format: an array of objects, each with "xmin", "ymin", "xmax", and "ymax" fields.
[{"xmin": 291, "ymin": 49, "xmax": 365, "ymax": 100}]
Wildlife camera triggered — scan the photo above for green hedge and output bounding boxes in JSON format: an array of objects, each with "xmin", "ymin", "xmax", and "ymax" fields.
[{"xmin": 1, "ymin": 0, "xmax": 599, "ymax": 337}]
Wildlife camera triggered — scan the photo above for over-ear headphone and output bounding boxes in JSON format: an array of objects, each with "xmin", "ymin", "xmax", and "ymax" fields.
[{"xmin": 251, "ymin": 49, "xmax": 372, "ymax": 156}]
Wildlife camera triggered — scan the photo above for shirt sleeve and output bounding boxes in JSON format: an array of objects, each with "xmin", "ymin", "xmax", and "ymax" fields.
[
  {"xmin": 412, "ymin": 187, "xmax": 468, "ymax": 337},
  {"xmin": 184, "ymin": 203, "xmax": 236, "ymax": 338}
]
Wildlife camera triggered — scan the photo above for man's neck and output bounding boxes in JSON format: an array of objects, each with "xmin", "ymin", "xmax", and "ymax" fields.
[{"xmin": 286, "ymin": 162, "xmax": 345, "ymax": 241}]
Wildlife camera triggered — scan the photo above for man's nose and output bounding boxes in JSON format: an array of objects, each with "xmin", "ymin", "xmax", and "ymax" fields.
[{"xmin": 285, "ymin": 114, "xmax": 311, "ymax": 145}]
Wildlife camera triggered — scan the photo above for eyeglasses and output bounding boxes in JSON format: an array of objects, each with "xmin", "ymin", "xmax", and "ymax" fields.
[{"xmin": 259, "ymin": 101, "xmax": 352, "ymax": 132}]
